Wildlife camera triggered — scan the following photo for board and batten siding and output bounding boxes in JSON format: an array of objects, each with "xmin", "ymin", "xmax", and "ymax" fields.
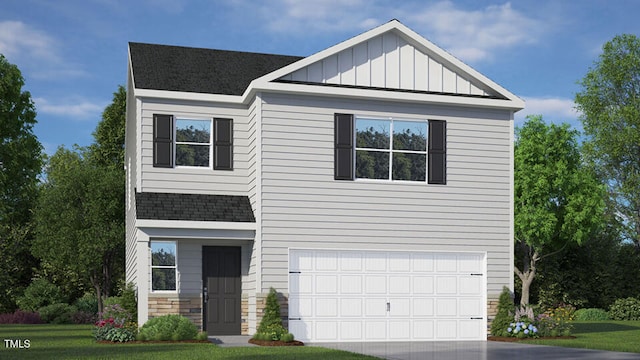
[
  {"xmin": 257, "ymin": 93, "xmax": 513, "ymax": 296},
  {"xmin": 137, "ymin": 98, "xmax": 250, "ymax": 195},
  {"xmin": 279, "ymin": 31, "xmax": 495, "ymax": 97}
]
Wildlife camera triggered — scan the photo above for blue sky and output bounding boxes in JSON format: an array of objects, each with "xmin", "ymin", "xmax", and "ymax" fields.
[{"xmin": 2, "ymin": 0, "xmax": 639, "ymax": 155}]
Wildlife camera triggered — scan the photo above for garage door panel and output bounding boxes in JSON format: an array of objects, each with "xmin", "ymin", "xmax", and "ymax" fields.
[
  {"xmin": 436, "ymin": 276, "xmax": 457, "ymax": 294},
  {"xmin": 340, "ymin": 275, "xmax": 363, "ymax": 294},
  {"xmin": 340, "ymin": 298, "xmax": 362, "ymax": 317},
  {"xmin": 365, "ymin": 321, "xmax": 387, "ymax": 340},
  {"xmin": 289, "ymin": 249, "xmax": 486, "ymax": 342},
  {"xmin": 365, "ymin": 275, "xmax": 387, "ymax": 294},
  {"xmin": 389, "ymin": 276, "xmax": 410, "ymax": 294},
  {"xmin": 389, "ymin": 298, "xmax": 410, "ymax": 317},
  {"xmin": 413, "ymin": 320, "xmax": 435, "ymax": 339},
  {"xmin": 413, "ymin": 298, "xmax": 434, "ymax": 316}
]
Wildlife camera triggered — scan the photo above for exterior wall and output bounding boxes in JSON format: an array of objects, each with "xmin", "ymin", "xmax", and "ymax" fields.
[
  {"xmin": 148, "ymin": 294, "xmax": 202, "ymax": 329},
  {"xmin": 257, "ymin": 92, "xmax": 513, "ymax": 303},
  {"xmin": 247, "ymin": 96, "xmax": 261, "ymax": 333},
  {"xmin": 280, "ymin": 32, "xmax": 492, "ymax": 96},
  {"xmin": 137, "ymin": 97, "xmax": 250, "ymax": 195}
]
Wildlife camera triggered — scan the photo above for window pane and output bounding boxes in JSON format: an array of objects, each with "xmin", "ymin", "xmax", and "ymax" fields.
[
  {"xmin": 392, "ymin": 153, "xmax": 426, "ymax": 181},
  {"xmin": 393, "ymin": 121, "xmax": 427, "ymax": 151},
  {"xmin": 176, "ymin": 119, "xmax": 211, "ymax": 143},
  {"xmin": 176, "ymin": 144, "xmax": 210, "ymax": 167},
  {"xmin": 152, "ymin": 268, "xmax": 176, "ymax": 291},
  {"xmin": 356, "ymin": 150, "xmax": 389, "ymax": 179},
  {"xmin": 356, "ymin": 119, "xmax": 390, "ymax": 149},
  {"xmin": 152, "ymin": 243, "xmax": 176, "ymax": 266}
]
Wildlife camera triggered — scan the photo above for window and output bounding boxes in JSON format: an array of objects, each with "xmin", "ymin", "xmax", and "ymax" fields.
[
  {"xmin": 153, "ymin": 114, "xmax": 233, "ymax": 170},
  {"xmin": 175, "ymin": 119, "xmax": 212, "ymax": 167},
  {"xmin": 355, "ymin": 118, "xmax": 427, "ymax": 181},
  {"xmin": 151, "ymin": 241, "xmax": 176, "ymax": 291}
]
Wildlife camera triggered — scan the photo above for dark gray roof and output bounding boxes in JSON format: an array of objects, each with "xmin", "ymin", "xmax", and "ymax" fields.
[
  {"xmin": 129, "ymin": 42, "xmax": 303, "ymax": 95},
  {"xmin": 135, "ymin": 192, "xmax": 255, "ymax": 222}
]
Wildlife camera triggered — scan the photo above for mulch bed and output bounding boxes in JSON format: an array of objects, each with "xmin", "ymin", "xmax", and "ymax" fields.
[
  {"xmin": 248, "ymin": 338, "xmax": 305, "ymax": 346},
  {"xmin": 98, "ymin": 340, "xmax": 211, "ymax": 344},
  {"xmin": 488, "ymin": 336, "xmax": 576, "ymax": 342}
]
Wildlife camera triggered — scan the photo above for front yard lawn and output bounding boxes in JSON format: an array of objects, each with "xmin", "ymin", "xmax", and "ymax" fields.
[
  {"xmin": 0, "ymin": 324, "xmax": 377, "ymax": 360},
  {"xmin": 526, "ymin": 321, "xmax": 640, "ymax": 353}
]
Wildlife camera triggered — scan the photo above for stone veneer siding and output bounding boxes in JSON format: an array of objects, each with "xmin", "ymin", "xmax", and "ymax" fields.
[
  {"xmin": 148, "ymin": 295, "xmax": 202, "ymax": 330},
  {"xmin": 148, "ymin": 294, "xmax": 250, "ymax": 335},
  {"xmin": 487, "ymin": 298, "xmax": 499, "ymax": 334}
]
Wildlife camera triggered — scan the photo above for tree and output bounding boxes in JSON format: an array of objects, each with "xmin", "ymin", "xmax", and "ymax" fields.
[
  {"xmin": 514, "ymin": 115, "xmax": 604, "ymax": 306},
  {"xmin": 574, "ymin": 34, "xmax": 640, "ymax": 249},
  {"xmin": 33, "ymin": 147, "xmax": 124, "ymax": 313},
  {"xmin": 91, "ymin": 85, "xmax": 126, "ymax": 169},
  {"xmin": 0, "ymin": 54, "xmax": 43, "ymax": 312}
]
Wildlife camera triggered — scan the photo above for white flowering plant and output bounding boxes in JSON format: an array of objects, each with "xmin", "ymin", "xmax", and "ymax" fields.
[{"xmin": 506, "ymin": 319, "xmax": 539, "ymax": 338}]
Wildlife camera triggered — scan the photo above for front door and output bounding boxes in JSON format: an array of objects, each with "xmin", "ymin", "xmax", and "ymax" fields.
[{"xmin": 203, "ymin": 246, "xmax": 241, "ymax": 335}]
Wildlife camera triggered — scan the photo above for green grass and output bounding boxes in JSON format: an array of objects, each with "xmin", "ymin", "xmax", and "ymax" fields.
[
  {"xmin": 526, "ymin": 321, "xmax": 640, "ymax": 353},
  {"xmin": 0, "ymin": 324, "xmax": 377, "ymax": 360}
]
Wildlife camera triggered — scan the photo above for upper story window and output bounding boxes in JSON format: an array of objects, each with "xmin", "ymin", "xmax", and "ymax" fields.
[
  {"xmin": 175, "ymin": 119, "xmax": 212, "ymax": 167},
  {"xmin": 355, "ymin": 118, "xmax": 427, "ymax": 181},
  {"xmin": 152, "ymin": 114, "xmax": 233, "ymax": 170}
]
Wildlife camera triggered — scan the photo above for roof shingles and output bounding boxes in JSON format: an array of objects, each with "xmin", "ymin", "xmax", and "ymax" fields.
[
  {"xmin": 135, "ymin": 192, "xmax": 255, "ymax": 223},
  {"xmin": 129, "ymin": 42, "xmax": 302, "ymax": 95}
]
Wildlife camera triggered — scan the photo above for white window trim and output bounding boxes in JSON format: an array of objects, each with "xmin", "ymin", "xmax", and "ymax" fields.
[
  {"xmin": 174, "ymin": 117, "xmax": 213, "ymax": 169},
  {"xmin": 150, "ymin": 240, "xmax": 178, "ymax": 293},
  {"xmin": 354, "ymin": 116, "xmax": 428, "ymax": 182}
]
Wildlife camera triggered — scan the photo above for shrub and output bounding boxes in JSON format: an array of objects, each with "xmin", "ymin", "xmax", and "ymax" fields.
[
  {"xmin": 119, "ymin": 282, "xmax": 137, "ymax": 321},
  {"xmin": 39, "ymin": 303, "xmax": 77, "ymax": 324},
  {"xmin": 536, "ymin": 304, "xmax": 575, "ymax": 337},
  {"xmin": 74, "ymin": 293, "xmax": 98, "ymax": 315},
  {"xmin": 609, "ymin": 297, "xmax": 640, "ymax": 320},
  {"xmin": 507, "ymin": 319, "xmax": 538, "ymax": 338},
  {"xmin": 99, "ymin": 304, "xmax": 132, "ymax": 325},
  {"xmin": 252, "ymin": 287, "xmax": 294, "ymax": 341},
  {"xmin": 72, "ymin": 311, "xmax": 97, "ymax": 324},
  {"xmin": 0, "ymin": 310, "xmax": 42, "ymax": 324},
  {"xmin": 280, "ymin": 333, "xmax": 295, "ymax": 342},
  {"xmin": 94, "ymin": 318, "xmax": 137, "ymax": 342},
  {"xmin": 103, "ymin": 296, "xmax": 123, "ymax": 308},
  {"xmin": 490, "ymin": 286, "xmax": 514, "ymax": 337},
  {"xmin": 137, "ymin": 314, "xmax": 198, "ymax": 341},
  {"xmin": 195, "ymin": 331, "xmax": 208, "ymax": 341},
  {"xmin": 575, "ymin": 308, "xmax": 610, "ymax": 321},
  {"xmin": 16, "ymin": 278, "xmax": 66, "ymax": 312}
]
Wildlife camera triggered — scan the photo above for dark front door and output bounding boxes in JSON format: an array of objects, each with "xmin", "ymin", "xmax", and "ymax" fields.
[{"xmin": 203, "ymin": 246, "xmax": 241, "ymax": 335}]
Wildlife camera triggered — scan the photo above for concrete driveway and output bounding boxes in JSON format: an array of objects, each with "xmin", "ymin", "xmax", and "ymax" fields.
[{"xmin": 312, "ymin": 341, "xmax": 640, "ymax": 360}]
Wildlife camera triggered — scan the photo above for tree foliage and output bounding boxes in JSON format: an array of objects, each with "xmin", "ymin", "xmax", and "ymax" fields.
[
  {"xmin": 514, "ymin": 115, "xmax": 604, "ymax": 305},
  {"xmin": 0, "ymin": 54, "xmax": 43, "ymax": 312},
  {"xmin": 91, "ymin": 85, "xmax": 126, "ymax": 169},
  {"xmin": 32, "ymin": 147, "xmax": 124, "ymax": 312},
  {"xmin": 574, "ymin": 34, "xmax": 640, "ymax": 248}
]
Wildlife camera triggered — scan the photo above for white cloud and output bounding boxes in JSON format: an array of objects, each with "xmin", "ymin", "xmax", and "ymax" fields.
[
  {"xmin": 34, "ymin": 97, "xmax": 106, "ymax": 120},
  {"xmin": 0, "ymin": 21, "xmax": 58, "ymax": 61},
  {"xmin": 515, "ymin": 96, "xmax": 581, "ymax": 129},
  {"xmin": 405, "ymin": 2, "xmax": 543, "ymax": 62}
]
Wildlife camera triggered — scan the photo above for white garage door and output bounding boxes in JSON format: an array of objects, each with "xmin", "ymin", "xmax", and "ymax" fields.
[{"xmin": 288, "ymin": 249, "xmax": 486, "ymax": 342}]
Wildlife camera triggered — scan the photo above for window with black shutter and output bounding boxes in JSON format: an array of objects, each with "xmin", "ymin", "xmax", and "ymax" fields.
[
  {"xmin": 334, "ymin": 113, "xmax": 354, "ymax": 180},
  {"xmin": 428, "ymin": 120, "xmax": 446, "ymax": 184},
  {"xmin": 213, "ymin": 118, "xmax": 233, "ymax": 170},
  {"xmin": 153, "ymin": 114, "xmax": 173, "ymax": 168}
]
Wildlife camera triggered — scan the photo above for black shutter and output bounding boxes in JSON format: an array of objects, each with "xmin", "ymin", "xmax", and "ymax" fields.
[
  {"xmin": 334, "ymin": 113, "xmax": 354, "ymax": 180},
  {"xmin": 214, "ymin": 118, "xmax": 233, "ymax": 170},
  {"xmin": 153, "ymin": 114, "xmax": 173, "ymax": 168},
  {"xmin": 428, "ymin": 120, "xmax": 446, "ymax": 184}
]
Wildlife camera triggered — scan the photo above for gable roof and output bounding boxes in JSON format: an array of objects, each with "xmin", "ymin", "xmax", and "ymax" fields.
[
  {"xmin": 129, "ymin": 20, "xmax": 523, "ymax": 111},
  {"xmin": 135, "ymin": 192, "xmax": 255, "ymax": 222},
  {"xmin": 128, "ymin": 42, "xmax": 302, "ymax": 95}
]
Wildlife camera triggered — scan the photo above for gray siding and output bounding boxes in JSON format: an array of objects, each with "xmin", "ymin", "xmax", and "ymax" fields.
[
  {"xmin": 138, "ymin": 98, "xmax": 250, "ymax": 195},
  {"xmin": 257, "ymin": 93, "xmax": 512, "ymax": 295}
]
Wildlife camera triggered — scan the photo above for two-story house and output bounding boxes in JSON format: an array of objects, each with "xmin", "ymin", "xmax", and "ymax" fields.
[{"xmin": 125, "ymin": 19, "xmax": 524, "ymax": 342}]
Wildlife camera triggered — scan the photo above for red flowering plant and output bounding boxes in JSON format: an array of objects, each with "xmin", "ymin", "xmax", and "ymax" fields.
[{"xmin": 93, "ymin": 304, "xmax": 137, "ymax": 342}]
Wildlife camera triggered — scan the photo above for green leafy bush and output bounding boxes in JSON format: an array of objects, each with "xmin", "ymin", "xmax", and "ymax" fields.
[
  {"xmin": 16, "ymin": 278, "xmax": 66, "ymax": 312},
  {"xmin": 74, "ymin": 293, "xmax": 98, "ymax": 315},
  {"xmin": 100, "ymin": 304, "xmax": 132, "ymax": 325},
  {"xmin": 94, "ymin": 318, "xmax": 137, "ymax": 342},
  {"xmin": 252, "ymin": 288, "xmax": 294, "ymax": 342},
  {"xmin": 609, "ymin": 297, "xmax": 640, "ymax": 320},
  {"xmin": 575, "ymin": 308, "xmax": 610, "ymax": 321},
  {"xmin": 119, "ymin": 282, "xmax": 138, "ymax": 321},
  {"xmin": 195, "ymin": 331, "xmax": 208, "ymax": 341},
  {"xmin": 103, "ymin": 296, "xmax": 123, "ymax": 308},
  {"xmin": 536, "ymin": 304, "xmax": 575, "ymax": 337},
  {"xmin": 490, "ymin": 286, "xmax": 514, "ymax": 337},
  {"xmin": 38, "ymin": 303, "xmax": 77, "ymax": 324},
  {"xmin": 280, "ymin": 333, "xmax": 295, "ymax": 342},
  {"xmin": 138, "ymin": 314, "xmax": 198, "ymax": 341}
]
